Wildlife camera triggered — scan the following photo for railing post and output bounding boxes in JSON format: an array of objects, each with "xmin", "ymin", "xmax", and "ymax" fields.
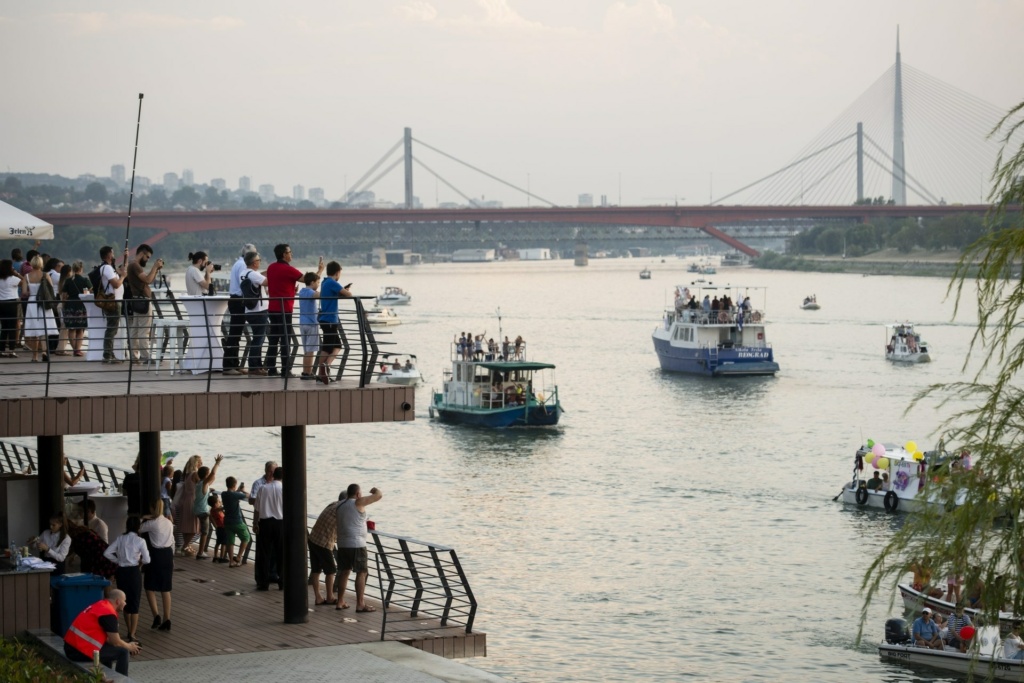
[
  {"xmin": 372, "ymin": 531, "xmax": 396, "ymax": 608},
  {"xmin": 398, "ymin": 538, "xmax": 423, "ymax": 617},
  {"xmin": 449, "ymin": 549, "xmax": 478, "ymax": 633},
  {"xmin": 139, "ymin": 432, "xmax": 161, "ymax": 516},
  {"xmin": 36, "ymin": 436, "xmax": 63, "ymax": 533},
  {"xmin": 429, "ymin": 546, "xmax": 454, "ymax": 626},
  {"xmin": 281, "ymin": 425, "xmax": 308, "ymax": 624}
]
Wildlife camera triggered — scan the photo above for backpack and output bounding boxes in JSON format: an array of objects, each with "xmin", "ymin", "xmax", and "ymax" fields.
[
  {"xmin": 240, "ymin": 273, "xmax": 261, "ymax": 310},
  {"xmin": 89, "ymin": 263, "xmax": 119, "ymax": 313},
  {"xmin": 87, "ymin": 265, "xmax": 104, "ymax": 294},
  {"xmin": 35, "ymin": 277, "xmax": 60, "ymax": 312}
]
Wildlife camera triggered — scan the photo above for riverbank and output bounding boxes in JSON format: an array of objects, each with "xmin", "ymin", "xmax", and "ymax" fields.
[{"xmin": 755, "ymin": 248, "xmax": 974, "ymax": 278}]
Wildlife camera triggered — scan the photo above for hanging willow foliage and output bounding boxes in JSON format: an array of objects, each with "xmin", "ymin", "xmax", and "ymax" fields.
[{"xmin": 858, "ymin": 101, "xmax": 1024, "ymax": 661}]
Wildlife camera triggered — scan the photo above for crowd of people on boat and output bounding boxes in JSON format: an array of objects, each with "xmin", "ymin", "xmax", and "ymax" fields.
[
  {"xmin": 672, "ymin": 287, "xmax": 755, "ymax": 324},
  {"xmin": 0, "ymin": 242, "xmax": 371, "ymax": 383},
  {"xmin": 48, "ymin": 451, "xmax": 383, "ymax": 675},
  {"xmin": 887, "ymin": 327, "xmax": 922, "ymax": 354},
  {"xmin": 455, "ymin": 331, "xmax": 525, "ymax": 361}
]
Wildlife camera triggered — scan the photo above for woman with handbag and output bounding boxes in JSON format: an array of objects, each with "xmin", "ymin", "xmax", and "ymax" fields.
[
  {"xmin": 60, "ymin": 261, "xmax": 91, "ymax": 357},
  {"xmin": 21, "ymin": 255, "xmax": 57, "ymax": 363}
]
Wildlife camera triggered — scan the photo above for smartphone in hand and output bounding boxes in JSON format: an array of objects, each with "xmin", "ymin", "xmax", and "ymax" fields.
[{"xmin": 344, "ymin": 283, "xmax": 352, "ymax": 289}]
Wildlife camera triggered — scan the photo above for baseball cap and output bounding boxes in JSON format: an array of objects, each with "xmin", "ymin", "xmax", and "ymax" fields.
[{"xmin": 922, "ymin": 608, "xmax": 932, "ymax": 614}]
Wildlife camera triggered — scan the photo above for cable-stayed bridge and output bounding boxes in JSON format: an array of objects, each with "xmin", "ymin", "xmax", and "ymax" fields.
[{"xmin": 40, "ymin": 36, "xmax": 1018, "ymax": 257}]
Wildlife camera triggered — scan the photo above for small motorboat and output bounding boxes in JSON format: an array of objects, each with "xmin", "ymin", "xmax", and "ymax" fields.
[
  {"xmin": 377, "ymin": 286, "xmax": 411, "ymax": 306},
  {"xmin": 377, "ymin": 354, "xmax": 423, "ymax": 385},
  {"xmin": 800, "ymin": 295, "xmax": 820, "ymax": 310},
  {"xmin": 897, "ymin": 583, "xmax": 1019, "ymax": 633},
  {"xmin": 639, "ymin": 268, "xmax": 651, "ymax": 280},
  {"xmin": 365, "ymin": 306, "xmax": 401, "ymax": 326},
  {"xmin": 879, "ymin": 618, "xmax": 1019, "ymax": 680},
  {"xmin": 886, "ymin": 322, "xmax": 931, "ymax": 363},
  {"xmin": 836, "ymin": 440, "xmax": 968, "ymax": 513}
]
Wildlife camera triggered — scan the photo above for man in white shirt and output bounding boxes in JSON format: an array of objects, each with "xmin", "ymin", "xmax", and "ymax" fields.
[
  {"xmin": 81, "ymin": 499, "xmax": 109, "ymax": 543},
  {"xmin": 240, "ymin": 252, "xmax": 269, "ymax": 375},
  {"xmin": 1005, "ymin": 621, "xmax": 1024, "ymax": 660},
  {"xmin": 335, "ymin": 483, "xmax": 383, "ymax": 612},
  {"xmin": 184, "ymin": 251, "xmax": 215, "ymax": 296},
  {"xmin": 253, "ymin": 466, "xmax": 284, "ymax": 591},
  {"xmin": 223, "ymin": 243, "xmax": 257, "ymax": 373},
  {"xmin": 98, "ymin": 245, "xmax": 128, "ymax": 364}
]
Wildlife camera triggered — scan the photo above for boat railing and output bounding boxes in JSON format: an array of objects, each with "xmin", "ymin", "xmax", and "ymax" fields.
[
  {"xmin": 0, "ymin": 442, "xmax": 478, "ymax": 638},
  {"xmin": 449, "ymin": 340, "xmax": 527, "ymax": 362},
  {"xmin": 667, "ymin": 308, "xmax": 765, "ymax": 326}
]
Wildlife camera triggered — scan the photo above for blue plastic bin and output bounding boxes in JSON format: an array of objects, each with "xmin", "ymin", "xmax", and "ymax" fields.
[{"xmin": 50, "ymin": 573, "xmax": 110, "ymax": 636}]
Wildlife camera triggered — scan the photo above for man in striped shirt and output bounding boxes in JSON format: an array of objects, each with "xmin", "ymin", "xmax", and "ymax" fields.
[
  {"xmin": 945, "ymin": 604, "xmax": 973, "ymax": 652},
  {"xmin": 308, "ymin": 496, "xmax": 343, "ymax": 605}
]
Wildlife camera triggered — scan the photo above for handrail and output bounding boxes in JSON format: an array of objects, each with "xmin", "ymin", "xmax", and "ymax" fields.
[
  {"xmin": 2, "ymin": 293, "xmax": 392, "ymax": 395},
  {"xmin": 0, "ymin": 443, "xmax": 478, "ymax": 637}
]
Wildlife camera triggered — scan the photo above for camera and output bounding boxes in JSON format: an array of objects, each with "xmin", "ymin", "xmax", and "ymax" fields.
[{"xmin": 212, "ymin": 264, "xmax": 222, "ymax": 271}]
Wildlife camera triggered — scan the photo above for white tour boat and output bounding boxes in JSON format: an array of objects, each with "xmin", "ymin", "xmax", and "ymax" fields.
[
  {"xmin": 886, "ymin": 322, "xmax": 931, "ymax": 363},
  {"xmin": 879, "ymin": 618, "xmax": 1020, "ymax": 681},
  {"xmin": 365, "ymin": 306, "xmax": 402, "ymax": 326},
  {"xmin": 837, "ymin": 440, "xmax": 967, "ymax": 513},
  {"xmin": 377, "ymin": 354, "xmax": 423, "ymax": 385},
  {"xmin": 377, "ymin": 286, "xmax": 411, "ymax": 306}
]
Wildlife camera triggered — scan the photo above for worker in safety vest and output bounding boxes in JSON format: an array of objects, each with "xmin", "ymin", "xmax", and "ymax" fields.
[{"xmin": 63, "ymin": 589, "xmax": 139, "ymax": 675}]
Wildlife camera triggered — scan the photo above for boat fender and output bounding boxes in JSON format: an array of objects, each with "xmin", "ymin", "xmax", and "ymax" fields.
[
  {"xmin": 855, "ymin": 487, "xmax": 869, "ymax": 505},
  {"xmin": 751, "ymin": 311, "xmax": 762, "ymax": 323},
  {"xmin": 884, "ymin": 491, "xmax": 899, "ymax": 512},
  {"xmin": 718, "ymin": 311, "xmax": 729, "ymax": 323}
]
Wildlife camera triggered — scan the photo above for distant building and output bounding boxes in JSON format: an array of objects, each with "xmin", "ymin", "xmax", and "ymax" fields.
[
  {"xmin": 452, "ymin": 249, "xmax": 496, "ymax": 263},
  {"xmin": 346, "ymin": 190, "xmax": 375, "ymax": 207},
  {"xmin": 578, "ymin": 193, "xmax": 593, "ymax": 207},
  {"xmin": 136, "ymin": 176, "xmax": 151, "ymax": 189},
  {"xmin": 293, "ymin": 184, "xmax": 305, "ymax": 201},
  {"xmin": 258, "ymin": 184, "xmax": 275, "ymax": 202},
  {"xmin": 469, "ymin": 198, "xmax": 502, "ymax": 208},
  {"xmin": 308, "ymin": 187, "xmax": 325, "ymax": 205},
  {"xmin": 239, "ymin": 176, "xmax": 251, "ymax": 192},
  {"xmin": 600, "ymin": 194, "xmax": 608, "ymax": 207},
  {"xmin": 210, "ymin": 178, "xmax": 227, "ymax": 191},
  {"xmin": 438, "ymin": 201, "xmax": 461, "ymax": 209},
  {"xmin": 182, "ymin": 169, "xmax": 194, "ymax": 187},
  {"xmin": 111, "ymin": 164, "xmax": 125, "ymax": 185},
  {"xmin": 519, "ymin": 248, "xmax": 551, "ymax": 261},
  {"xmin": 163, "ymin": 172, "xmax": 179, "ymax": 192}
]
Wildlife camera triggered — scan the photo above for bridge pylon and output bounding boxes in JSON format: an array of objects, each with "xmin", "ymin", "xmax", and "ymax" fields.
[{"xmin": 404, "ymin": 127, "xmax": 414, "ymax": 209}]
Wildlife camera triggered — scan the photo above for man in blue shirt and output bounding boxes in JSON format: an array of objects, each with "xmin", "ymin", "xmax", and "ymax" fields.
[
  {"xmin": 912, "ymin": 608, "xmax": 943, "ymax": 649},
  {"xmin": 316, "ymin": 261, "xmax": 352, "ymax": 385}
]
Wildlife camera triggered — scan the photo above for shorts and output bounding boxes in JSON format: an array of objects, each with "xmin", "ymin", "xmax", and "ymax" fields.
[
  {"xmin": 300, "ymin": 324, "xmax": 320, "ymax": 354},
  {"xmin": 223, "ymin": 521, "xmax": 251, "ymax": 546},
  {"xmin": 319, "ymin": 323, "xmax": 341, "ymax": 353},
  {"xmin": 197, "ymin": 513, "xmax": 210, "ymax": 536},
  {"xmin": 214, "ymin": 526, "xmax": 227, "ymax": 545},
  {"xmin": 308, "ymin": 541, "xmax": 337, "ymax": 575},
  {"xmin": 336, "ymin": 546, "xmax": 368, "ymax": 574}
]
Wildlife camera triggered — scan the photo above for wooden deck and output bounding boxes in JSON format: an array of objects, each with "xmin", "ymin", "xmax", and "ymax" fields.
[
  {"xmin": 128, "ymin": 554, "xmax": 485, "ymax": 662},
  {"xmin": 0, "ymin": 356, "xmax": 414, "ymax": 438}
]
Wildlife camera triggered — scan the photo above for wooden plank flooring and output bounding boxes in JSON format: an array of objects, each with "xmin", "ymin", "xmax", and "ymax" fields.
[{"xmin": 129, "ymin": 554, "xmax": 485, "ymax": 662}]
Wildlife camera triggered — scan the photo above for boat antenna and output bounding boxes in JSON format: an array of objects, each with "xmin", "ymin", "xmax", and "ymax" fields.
[
  {"xmin": 496, "ymin": 306, "xmax": 503, "ymax": 350},
  {"xmin": 122, "ymin": 93, "xmax": 144, "ymax": 268}
]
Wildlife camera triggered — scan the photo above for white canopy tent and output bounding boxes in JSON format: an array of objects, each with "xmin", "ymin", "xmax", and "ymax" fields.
[{"xmin": 0, "ymin": 200, "xmax": 54, "ymax": 240}]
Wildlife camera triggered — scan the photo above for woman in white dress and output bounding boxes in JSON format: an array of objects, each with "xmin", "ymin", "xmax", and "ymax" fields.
[{"xmin": 20, "ymin": 255, "xmax": 57, "ymax": 362}]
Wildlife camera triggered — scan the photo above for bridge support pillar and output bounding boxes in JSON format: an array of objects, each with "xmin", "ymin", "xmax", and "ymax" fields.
[{"xmin": 574, "ymin": 241, "xmax": 588, "ymax": 267}]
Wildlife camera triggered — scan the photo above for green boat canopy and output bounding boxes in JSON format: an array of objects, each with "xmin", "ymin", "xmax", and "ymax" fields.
[{"xmin": 477, "ymin": 361, "xmax": 556, "ymax": 371}]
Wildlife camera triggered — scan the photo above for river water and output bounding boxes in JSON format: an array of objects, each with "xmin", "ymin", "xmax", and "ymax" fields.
[{"xmin": 40, "ymin": 259, "xmax": 989, "ymax": 681}]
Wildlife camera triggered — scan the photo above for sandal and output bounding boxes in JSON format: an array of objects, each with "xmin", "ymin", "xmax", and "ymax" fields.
[
  {"xmin": 73, "ymin": 351, "xmax": 84, "ymax": 357},
  {"xmin": 356, "ymin": 606, "xmax": 376, "ymax": 613}
]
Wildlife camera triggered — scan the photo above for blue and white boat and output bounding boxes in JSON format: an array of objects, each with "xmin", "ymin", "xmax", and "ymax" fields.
[
  {"xmin": 429, "ymin": 338, "xmax": 562, "ymax": 428},
  {"xmin": 652, "ymin": 285, "xmax": 779, "ymax": 377}
]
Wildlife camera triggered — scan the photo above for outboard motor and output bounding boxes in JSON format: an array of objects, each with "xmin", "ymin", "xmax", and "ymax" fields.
[{"xmin": 885, "ymin": 617, "xmax": 911, "ymax": 644}]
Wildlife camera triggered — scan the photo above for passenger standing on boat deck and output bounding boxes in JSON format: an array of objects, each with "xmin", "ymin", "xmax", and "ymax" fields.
[
  {"xmin": 514, "ymin": 335, "xmax": 524, "ymax": 359},
  {"xmin": 701, "ymin": 295, "xmax": 711, "ymax": 317},
  {"xmin": 1004, "ymin": 622, "xmax": 1024, "ymax": 660},
  {"xmin": 502, "ymin": 336, "xmax": 511, "ymax": 360},
  {"xmin": 487, "ymin": 338, "xmax": 497, "ymax": 360},
  {"xmin": 912, "ymin": 608, "xmax": 943, "ymax": 649},
  {"xmin": 474, "ymin": 332, "xmax": 486, "ymax": 360},
  {"xmin": 945, "ymin": 604, "xmax": 973, "ymax": 652}
]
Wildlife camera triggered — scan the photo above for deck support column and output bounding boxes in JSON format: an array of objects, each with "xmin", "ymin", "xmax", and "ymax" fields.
[
  {"xmin": 138, "ymin": 432, "xmax": 161, "ymax": 517},
  {"xmin": 281, "ymin": 425, "xmax": 308, "ymax": 623},
  {"xmin": 37, "ymin": 436, "xmax": 63, "ymax": 531}
]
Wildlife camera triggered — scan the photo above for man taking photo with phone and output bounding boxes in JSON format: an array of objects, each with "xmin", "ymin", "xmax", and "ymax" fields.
[{"xmin": 316, "ymin": 261, "xmax": 352, "ymax": 385}]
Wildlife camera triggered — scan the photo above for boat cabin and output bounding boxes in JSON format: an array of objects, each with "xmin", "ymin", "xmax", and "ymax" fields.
[{"xmin": 440, "ymin": 354, "xmax": 556, "ymax": 412}]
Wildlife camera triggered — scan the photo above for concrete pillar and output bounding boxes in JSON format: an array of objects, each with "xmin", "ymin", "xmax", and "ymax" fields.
[
  {"xmin": 574, "ymin": 240, "xmax": 589, "ymax": 267},
  {"xmin": 139, "ymin": 432, "xmax": 161, "ymax": 517},
  {"xmin": 404, "ymin": 127, "xmax": 414, "ymax": 209},
  {"xmin": 856, "ymin": 122, "xmax": 864, "ymax": 204},
  {"xmin": 37, "ymin": 436, "xmax": 63, "ymax": 531},
  {"xmin": 281, "ymin": 425, "xmax": 308, "ymax": 623}
]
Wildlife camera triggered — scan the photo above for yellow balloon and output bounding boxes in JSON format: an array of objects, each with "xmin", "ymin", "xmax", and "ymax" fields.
[
  {"xmin": 913, "ymin": 451, "xmax": 924, "ymax": 461},
  {"xmin": 905, "ymin": 441, "xmax": 918, "ymax": 453},
  {"xmin": 877, "ymin": 457, "xmax": 890, "ymax": 470},
  {"xmin": 988, "ymin": 492, "xmax": 998, "ymax": 503}
]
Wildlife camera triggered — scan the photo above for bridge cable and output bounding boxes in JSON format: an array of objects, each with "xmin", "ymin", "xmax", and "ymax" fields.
[
  {"xmin": 862, "ymin": 134, "xmax": 941, "ymax": 204},
  {"xmin": 861, "ymin": 149, "xmax": 937, "ymax": 205},
  {"xmin": 355, "ymin": 157, "xmax": 405, "ymax": 198},
  {"xmin": 785, "ymin": 152, "xmax": 857, "ymax": 206},
  {"xmin": 411, "ymin": 137, "xmax": 559, "ymax": 207},
  {"xmin": 346, "ymin": 138, "xmax": 403, "ymax": 199},
  {"xmin": 411, "ymin": 156, "xmax": 477, "ymax": 206}
]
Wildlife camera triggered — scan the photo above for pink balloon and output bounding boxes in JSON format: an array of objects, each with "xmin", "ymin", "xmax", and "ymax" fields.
[
  {"xmin": 870, "ymin": 455, "xmax": 880, "ymax": 468},
  {"xmin": 872, "ymin": 443, "xmax": 886, "ymax": 458}
]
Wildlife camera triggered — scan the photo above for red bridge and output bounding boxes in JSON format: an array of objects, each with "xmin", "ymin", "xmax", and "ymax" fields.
[{"xmin": 39, "ymin": 204, "xmax": 993, "ymax": 257}]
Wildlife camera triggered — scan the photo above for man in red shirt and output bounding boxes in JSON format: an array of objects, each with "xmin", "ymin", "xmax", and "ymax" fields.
[
  {"xmin": 265, "ymin": 244, "xmax": 323, "ymax": 377},
  {"xmin": 63, "ymin": 589, "xmax": 139, "ymax": 675}
]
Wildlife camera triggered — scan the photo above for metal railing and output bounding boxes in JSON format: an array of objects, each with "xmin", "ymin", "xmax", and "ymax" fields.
[
  {"xmin": 1, "ymin": 292, "xmax": 390, "ymax": 396},
  {"xmin": 0, "ymin": 443, "xmax": 478, "ymax": 638}
]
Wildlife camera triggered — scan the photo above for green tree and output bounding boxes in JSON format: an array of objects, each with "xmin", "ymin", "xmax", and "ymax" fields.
[
  {"xmin": 171, "ymin": 186, "xmax": 202, "ymax": 210},
  {"xmin": 83, "ymin": 182, "xmax": 108, "ymax": 202},
  {"xmin": 860, "ymin": 100, "xmax": 1024, "ymax": 654}
]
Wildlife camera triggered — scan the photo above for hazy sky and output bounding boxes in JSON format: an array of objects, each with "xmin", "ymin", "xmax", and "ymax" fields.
[{"xmin": 3, "ymin": 1, "xmax": 1022, "ymax": 206}]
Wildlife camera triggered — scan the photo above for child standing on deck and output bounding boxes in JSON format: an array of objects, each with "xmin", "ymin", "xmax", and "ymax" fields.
[
  {"xmin": 298, "ymin": 272, "xmax": 320, "ymax": 381},
  {"xmin": 208, "ymin": 493, "xmax": 228, "ymax": 563}
]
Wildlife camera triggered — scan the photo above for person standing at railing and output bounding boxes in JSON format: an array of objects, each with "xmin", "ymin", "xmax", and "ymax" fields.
[
  {"xmin": 184, "ymin": 251, "xmax": 215, "ymax": 297},
  {"xmin": 253, "ymin": 466, "xmax": 284, "ymax": 591},
  {"xmin": 315, "ymin": 261, "xmax": 351, "ymax": 385},
  {"xmin": 297, "ymin": 272, "xmax": 321, "ymax": 381},
  {"xmin": 334, "ymin": 483, "xmax": 383, "ymax": 612},
  {"xmin": 61, "ymin": 261, "xmax": 90, "ymax": 357},
  {"xmin": 97, "ymin": 246, "xmax": 129, "ymax": 364},
  {"xmin": 266, "ymin": 244, "xmax": 324, "ymax": 378},
  {"xmin": 140, "ymin": 501, "xmax": 175, "ymax": 632},
  {"xmin": 249, "ymin": 460, "xmax": 279, "ymax": 580},
  {"xmin": 308, "ymin": 496, "xmax": 342, "ymax": 606},
  {"xmin": 223, "ymin": 243, "xmax": 257, "ymax": 375},
  {"xmin": 240, "ymin": 252, "xmax": 269, "ymax": 376},
  {"xmin": 0, "ymin": 259, "xmax": 23, "ymax": 358},
  {"xmin": 125, "ymin": 244, "xmax": 163, "ymax": 365}
]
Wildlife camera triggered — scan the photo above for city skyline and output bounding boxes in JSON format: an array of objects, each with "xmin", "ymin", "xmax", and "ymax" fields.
[{"xmin": 3, "ymin": 1, "xmax": 1022, "ymax": 207}]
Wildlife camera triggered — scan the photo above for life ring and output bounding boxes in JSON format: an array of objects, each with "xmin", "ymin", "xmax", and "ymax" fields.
[
  {"xmin": 751, "ymin": 311, "xmax": 762, "ymax": 323},
  {"xmin": 884, "ymin": 491, "xmax": 899, "ymax": 512},
  {"xmin": 855, "ymin": 487, "xmax": 869, "ymax": 505},
  {"xmin": 717, "ymin": 311, "xmax": 729, "ymax": 323}
]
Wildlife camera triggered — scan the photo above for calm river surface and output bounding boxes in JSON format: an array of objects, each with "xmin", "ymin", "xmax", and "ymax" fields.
[{"xmin": 36, "ymin": 259, "xmax": 989, "ymax": 682}]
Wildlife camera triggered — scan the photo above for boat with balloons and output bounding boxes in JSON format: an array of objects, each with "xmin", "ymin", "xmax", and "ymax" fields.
[{"xmin": 837, "ymin": 439, "xmax": 968, "ymax": 513}]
